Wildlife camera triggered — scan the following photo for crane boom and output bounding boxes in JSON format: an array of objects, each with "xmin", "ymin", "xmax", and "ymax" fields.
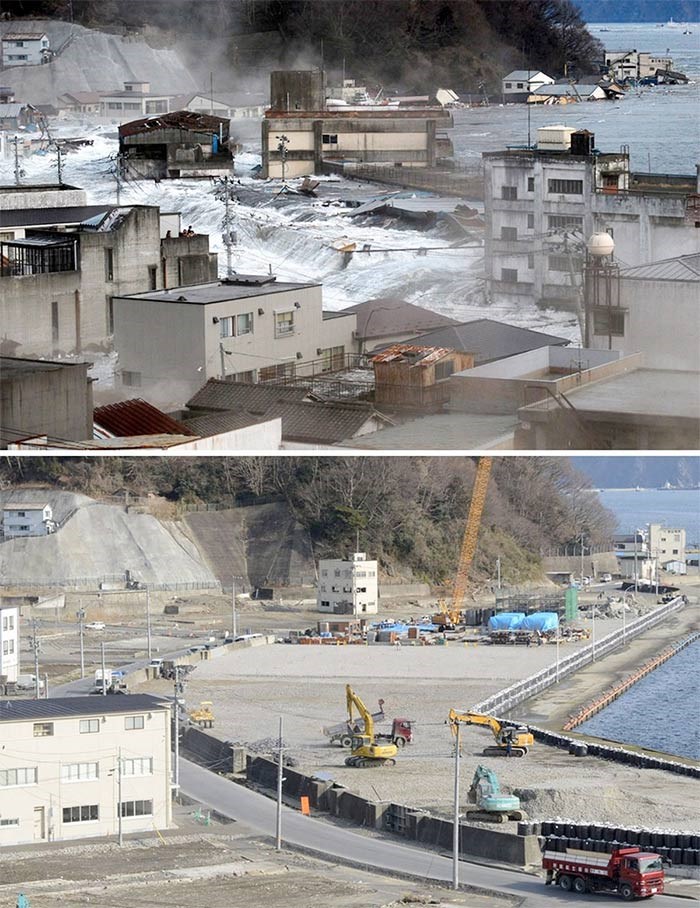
[{"xmin": 451, "ymin": 456, "xmax": 492, "ymax": 616}]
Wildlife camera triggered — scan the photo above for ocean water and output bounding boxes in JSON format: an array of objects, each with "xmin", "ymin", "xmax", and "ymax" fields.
[
  {"xmin": 598, "ymin": 488, "xmax": 700, "ymax": 544},
  {"xmin": 578, "ymin": 642, "xmax": 700, "ymax": 760}
]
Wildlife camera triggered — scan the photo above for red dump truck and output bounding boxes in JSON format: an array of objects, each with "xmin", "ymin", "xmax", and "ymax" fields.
[{"xmin": 543, "ymin": 846, "xmax": 665, "ymax": 900}]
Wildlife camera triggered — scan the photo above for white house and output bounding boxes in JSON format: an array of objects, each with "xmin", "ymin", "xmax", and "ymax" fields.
[
  {"xmin": 317, "ymin": 552, "xmax": 378, "ymax": 615},
  {"xmin": 1, "ymin": 32, "xmax": 50, "ymax": 67},
  {"xmin": 0, "ymin": 602, "xmax": 19, "ymax": 684},
  {"xmin": 2, "ymin": 503, "xmax": 54, "ymax": 538},
  {"xmin": 0, "ymin": 695, "xmax": 172, "ymax": 846},
  {"xmin": 649, "ymin": 523, "xmax": 686, "ymax": 568},
  {"xmin": 502, "ymin": 70, "xmax": 554, "ymax": 99}
]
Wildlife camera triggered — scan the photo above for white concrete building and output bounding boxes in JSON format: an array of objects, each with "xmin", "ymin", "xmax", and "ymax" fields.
[
  {"xmin": 0, "ymin": 695, "xmax": 172, "ymax": 846},
  {"xmin": 502, "ymin": 70, "xmax": 554, "ymax": 99},
  {"xmin": 605, "ymin": 50, "xmax": 673, "ymax": 81},
  {"xmin": 0, "ymin": 602, "xmax": 19, "ymax": 684},
  {"xmin": 649, "ymin": 523, "xmax": 686, "ymax": 568},
  {"xmin": 2, "ymin": 503, "xmax": 53, "ymax": 538},
  {"xmin": 1, "ymin": 32, "xmax": 50, "ymax": 67},
  {"xmin": 317, "ymin": 552, "xmax": 378, "ymax": 615}
]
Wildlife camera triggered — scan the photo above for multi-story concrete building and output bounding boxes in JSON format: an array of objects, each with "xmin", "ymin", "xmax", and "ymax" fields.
[
  {"xmin": 0, "ymin": 695, "xmax": 172, "ymax": 846},
  {"xmin": 99, "ymin": 81, "xmax": 173, "ymax": 119},
  {"xmin": 483, "ymin": 127, "xmax": 700, "ymax": 313},
  {"xmin": 2, "ymin": 502, "xmax": 53, "ymax": 538},
  {"xmin": 0, "ymin": 206, "xmax": 217, "ymax": 358},
  {"xmin": 605, "ymin": 50, "xmax": 673, "ymax": 81},
  {"xmin": 317, "ymin": 552, "xmax": 378, "ymax": 615},
  {"xmin": 113, "ymin": 275, "xmax": 357, "ymax": 409},
  {"xmin": 649, "ymin": 523, "xmax": 686, "ymax": 568},
  {"xmin": 1, "ymin": 32, "xmax": 50, "ymax": 67},
  {"xmin": 0, "ymin": 601, "xmax": 19, "ymax": 683},
  {"xmin": 261, "ymin": 70, "xmax": 453, "ymax": 178}
]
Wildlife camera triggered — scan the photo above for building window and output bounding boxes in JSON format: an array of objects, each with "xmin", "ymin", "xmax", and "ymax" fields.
[
  {"xmin": 505, "ymin": 82, "xmax": 512, "ymax": 89},
  {"xmin": 548, "ymin": 179, "xmax": 583, "ymax": 195},
  {"xmin": 592, "ymin": 308, "xmax": 625, "ymax": 336},
  {"xmin": 319, "ymin": 345, "xmax": 345, "ymax": 372},
  {"xmin": 79, "ymin": 719, "xmax": 100, "ymax": 734},
  {"xmin": 148, "ymin": 266, "xmax": 158, "ymax": 290},
  {"xmin": 234, "ymin": 369, "xmax": 256, "ymax": 383},
  {"xmin": 527, "ymin": 253, "xmax": 535, "ymax": 269},
  {"xmin": 322, "ymin": 134, "xmax": 338, "ymax": 145},
  {"xmin": 33, "ymin": 723, "xmax": 53, "ymax": 737},
  {"xmin": 501, "ymin": 268, "xmax": 518, "ymax": 283},
  {"xmin": 516, "ymin": 82, "xmax": 524, "ymax": 89},
  {"xmin": 119, "ymin": 799, "xmax": 153, "ymax": 817},
  {"xmin": 122, "ymin": 371, "xmax": 142, "ymax": 388},
  {"xmin": 104, "ymin": 248, "xmax": 114, "ymax": 281},
  {"xmin": 527, "ymin": 213, "xmax": 534, "ymax": 229},
  {"xmin": 219, "ymin": 316, "xmax": 234, "ymax": 338},
  {"xmin": 501, "ymin": 185, "xmax": 518, "ymax": 201},
  {"xmin": 500, "ymin": 226, "xmax": 518, "ymax": 241},
  {"xmin": 435, "ymin": 360, "xmax": 455, "ymax": 381},
  {"xmin": 548, "ymin": 214, "xmax": 583, "ymax": 230},
  {"xmin": 274, "ymin": 310, "xmax": 295, "ymax": 337},
  {"xmin": 236, "ymin": 312, "xmax": 253, "ymax": 335},
  {"xmin": 122, "ymin": 757, "xmax": 153, "ymax": 776},
  {"xmin": 527, "ymin": 177, "xmax": 535, "ymax": 192},
  {"xmin": 125, "ymin": 715, "xmax": 145, "ymax": 730},
  {"xmin": 0, "ymin": 767, "xmax": 38, "ymax": 787},
  {"xmin": 61, "ymin": 762, "xmax": 99, "ymax": 782},
  {"xmin": 259, "ymin": 362, "xmax": 295, "ymax": 382},
  {"xmin": 63, "ymin": 804, "xmax": 99, "ymax": 823},
  {"xmin": 106, "ymin": 296, "xmax": 114, "ymax": 335},
  {"xmin": 107, "ymin": 102, "xmax": 122, "ymax": 110},
  {"xmin": 0, "ymin": 818, "xmax": 19, "ymax": 827},
  {"xmin": 51, "ymin": 300, "xmax": 59, "ymax": 344},
  {"xmin": 548, "ymin": 254, "xmax": 583, "ymax": 272}
]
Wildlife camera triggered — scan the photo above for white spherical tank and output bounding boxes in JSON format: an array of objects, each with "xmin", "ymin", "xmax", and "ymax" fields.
[{"xmin": 586, "ymin": 232, "xmax": 615, "ymax": 257}]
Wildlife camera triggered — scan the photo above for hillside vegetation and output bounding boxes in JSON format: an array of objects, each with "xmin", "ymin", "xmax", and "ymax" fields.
[{"xmin": 2, "ymin": 457, "xmax": 615, "ymax": 589}]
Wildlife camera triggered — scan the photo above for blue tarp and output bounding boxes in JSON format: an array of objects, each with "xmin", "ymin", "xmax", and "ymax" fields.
[
  {"xmin": 488, "ymin": 612, "xmax": 526, "ymax": 631},
  {"xmin": 521, "ymin": 612, "xmax": 559, "ymax": 632}
]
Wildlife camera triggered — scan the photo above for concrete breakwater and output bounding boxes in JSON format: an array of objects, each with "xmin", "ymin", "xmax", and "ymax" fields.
[{"xmin": 563, "ymin": 632, "xmax": 700, "ymax": 731}]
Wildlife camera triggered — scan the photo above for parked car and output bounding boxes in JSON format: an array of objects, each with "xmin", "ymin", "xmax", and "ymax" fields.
[
  {"xmin": 600, "ymin": 573, "xmax": 613, "ymax": 582},
  {"xmin": 85, "ymin": 621, "xmax": 105, "ymax": 630}
]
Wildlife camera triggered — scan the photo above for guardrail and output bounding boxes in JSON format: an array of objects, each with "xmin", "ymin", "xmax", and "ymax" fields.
[{"xmin": 472, "ymin": 596, "xmax": 687, "ymax": 716}]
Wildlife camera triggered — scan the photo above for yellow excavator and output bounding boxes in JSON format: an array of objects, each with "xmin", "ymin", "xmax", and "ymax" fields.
[
  {"xmin": 433, "ymin": 457, "xmax": 492, "ymax": 627},
  {"xmin": 447, "ymin": 708, "xmax": 534, "ymax": 757},
  {"xmin": 344, "ymin": 684, "xmax": 398, "ymax": 768},
  {"xmin": 188, "ymin": 701, "xmax": 214, "ymax": 728}
]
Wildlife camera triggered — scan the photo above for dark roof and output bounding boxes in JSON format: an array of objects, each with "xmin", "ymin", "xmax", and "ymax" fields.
[
  {"xmin": 94, "ymin": 399, "xmax": 196, "ymax": 438},
  {"xmin": 0, "ymin": 205, "xmax": 111, "ymax": 230},
  {"xmin": 119, "ymin": 109, "xmax": 229, "ymax": 138},
  {"xmin": 408, "ymin": 319, "xmax": 570, "ymax": 363},
  {"xmin": 186, "ymin": 379, "xmax": 308, "ymax": 413},
  {"xmin": 0, "ymin": 694, "xmax": 169, "ymax": 723},
  {"xmin": 183, "ymin": 409, "xmax": 270, "ymax": 436},
  {"xmin": 116, "ymin": 276, "xmax": 319, "ymax": 304},
  {"xmin": 1, "ymin": 356, "xmax": 91, "ymax": 377},
  {"xmin": 265, "ymin": 399, "xmax": 390, "ymax": 444},
  {"xmin": 342, "ymin": 298, "xmax": 459, "ymax": 339}
]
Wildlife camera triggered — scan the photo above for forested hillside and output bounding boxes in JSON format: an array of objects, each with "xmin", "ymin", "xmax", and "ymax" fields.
[
  {"xmin": 2, "ymin": 0, "xmax": 603, "ymax": 91},
  {"xmin": 1, "ymin": 457, "xmax": 615, "ymax": 587}
]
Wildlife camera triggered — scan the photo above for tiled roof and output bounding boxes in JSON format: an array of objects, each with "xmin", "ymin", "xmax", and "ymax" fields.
[
  {"xmin": 408, "ymin": 319, "xmax": 569, "ymax": 363},
  {"xmin": 94, "ymin": 399, "xmax": 195, "ymax": 438},
  {"xmin": 183, "ymin": 410, "xmax": 272, "ymax": 436},
  {"xmin": 186, "ymin": 379, "xmax": 308, "ymax": 413},
  {"xmin": 264, "ymin": 400, "xmax": 391, "ymax": 444},
  {"xmin": 618, "ymin": 254, "xmax": 700, "ymax": 282}
]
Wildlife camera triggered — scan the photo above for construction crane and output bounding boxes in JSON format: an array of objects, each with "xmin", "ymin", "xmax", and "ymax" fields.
[
  {"xmin": 434, "ymin": 456, "xmax": 492, "ymax": 626},
  {"xmin": 344, "ymin": 684, "xmax": 398, "ymax": 768},
  {"xmin": 447, "ymin": 708, "xmax": 534, "ymax": 757}
]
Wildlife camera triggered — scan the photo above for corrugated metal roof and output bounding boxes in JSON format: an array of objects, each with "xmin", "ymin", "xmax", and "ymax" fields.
[
  {"xmin": 0, "ymin": 104, "xmax": 24, "ymax": 117},
  {"xmin": 119, "ymin": 109, "xmax": 229, "ymax": 138},
  {"xmin": 0, "ymin": 205, "xmax": 111, "ymax": 230},
  {"xmin": 618, "ymin": 253, "xmax": 700, "ymax": 282},
  {"xmin": 0, "ymin": 694, "xmax": 169, "ymax": 723},
  {"xmin": 370, "ymin": 343, "xmax": 457, "ymax": 366},
  {"xmin": 94, "ymin": 399, "xmax": 196, "ymax": 438},
  {"xmin": 88, "ymin": 435, "xmax": 198, "ymax": 449},
  {"xmin": 2, "ymin": 32, "xmax": 47, "ymax": 40}
]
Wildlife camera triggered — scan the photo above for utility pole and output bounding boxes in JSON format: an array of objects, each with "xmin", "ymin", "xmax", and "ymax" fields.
[
  {"xmin": 173, "ymin": 667, "xmax": 187, "ymax": 792},
  {"xmin": 30, "ymin": 620, "xmax": 41, "ymax": 699},
  {"xmin": 219, "ymin": 341, "xmax": 228, "ymax": 380},
  {"xmin": 452, "ymin": 722, "xmax": 461, "ymax": 890},
  {"xmin": 214, "ymin": 176, "xmax": 236, "ymax": 279},
  {"xmin": 276, "ymin": 716, "xmax": 284, "ymax": 851},
  {"xmin": 633, "ymin": 532, "xmax": 639, "ymax": 594},
  {"xmin": 146, "ymin": 587, "xmax": 152, "ymax": 661},
  {"xmin": 77, "ymin": 606, "xmax": 85, "ymax": 678},
  {"xmin": 117, "ymin": 747, "xmax": 123, "ymax": 846},
  {"xmin": 231, "ymin": 579, "xmax": 237, "ymax": 640},
  {"xmin": 13, "ymin": 136, "xmax": 21, "ymax": 185},
  {"xmin": 210, "ymin": 70, "xmax": 214, "ymax": 116},
  {"xmin": 275, "ymin": 134, "xmax": 289, "ymax": 182},
  {"xmin": 56, "ymin": 144, "xmax": 63, "ymax": 185},
  {"xmin": 496, "ymin": 557, "xmax": 501, "ymax": 590},
  {"xmin": 101, "ymin": 641, "xmax": 107, "ymax": 695}
]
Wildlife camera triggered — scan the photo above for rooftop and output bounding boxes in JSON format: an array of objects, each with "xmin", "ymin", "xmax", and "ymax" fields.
[
  {"xmin": 1, "ymin": 356, "xmax": 91, "ymax": 377},
  {"xmin": 265, "ymin": 399, "xmax": 391, "ymax": 444},
  {"xmin": 618, "ymin": 253, "xmax": 700, "ymax": 282},
  {"xmin": 371, "ymin": 343, "xmax": 457, "ymax": 366},
  {"xmin": 116, "ymin": 276, "xmax": 319, "ymax": 304},
  {"xmin": 0, "ymin": 205, "xmax": 111, "ymax": 230},
  {"xmin": 342, "ymin": 297, "xmax": 458, "ymax": 339},
  {"xmin": 94, "ymin": 399, "xmax": 196, "ymax": 439},
  {"xmin": 182, "ymin": 409, "xmax": 271, "ymax": 436},
  {"xmin": 2, "ymin": 503, "xmax": 48, "ymax": 511},
  {"xmin": 408, "ymin": 319, "xmax": 569, "ymax": 364},
  {"xmin": 338, "ymin": 412, "xmax": 518, "ymax": 450},
  {"xmin": 0, "ymin": 695, "xmax": 169, "ymax": 723},
  {"xmin": 186, "ymin": 379, "xmax": 308, "ymax": 413},
  {"xmin": 2, "ymin": 32, "xmax": 47, "ymax": 41},
  {"xmin": 503, "ymin": 70, "xmax": 551, "ymax": 81},
  {"xmin": 119, "ymin": 110, "xmax": 230, "ymax": 138}
]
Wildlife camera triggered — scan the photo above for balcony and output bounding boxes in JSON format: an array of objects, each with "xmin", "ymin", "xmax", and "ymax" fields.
[{"xmin": 0, "ymin": 235, "xmax": 78, "ymax": 278}]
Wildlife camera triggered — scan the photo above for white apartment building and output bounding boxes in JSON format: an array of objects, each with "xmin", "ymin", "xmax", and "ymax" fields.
[
  {"xmin": 0, "ymin": 695, "xmax": 172, "ymax": 846},
  {"xmin": 483, "ymin": 127, "xmax": 700, "ymax": 312},
  {"xmin": 1, "ymin": 32, "xmax": 50, "ymax": 66},
  {"xmin": 2, "ymin": 503, "xmax": 53, "ymax": 538},
  {"xmin": 648, "ymin": 523, "xmax": 686, "ymax": 568},
  {"xmin": 0, "ymin": 602, "xmax": 19, "ymax": 684},
  {"xmin": 317, "ymin": 552, "xmax": 378, "ymax": 615}
]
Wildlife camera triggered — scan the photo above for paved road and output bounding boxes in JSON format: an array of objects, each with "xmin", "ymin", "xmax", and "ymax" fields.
[{"xmin": 181, "ymin": 757, "xmax": 650, "ymax": 907}]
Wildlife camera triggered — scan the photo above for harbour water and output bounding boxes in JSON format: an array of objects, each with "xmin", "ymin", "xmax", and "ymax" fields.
[{"xmin": 598, "ymin": 488, "xmax": 700, "ymax": 543}]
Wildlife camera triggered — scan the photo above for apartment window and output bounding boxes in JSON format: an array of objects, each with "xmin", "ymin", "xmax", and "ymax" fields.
[
  {"xmin": 435, "ymin": 360, "xmax": 455, "ymax": 381},
  {"xmin": 505, "ymin": 82, "xmax": 512, "ymax": 89},
  {"xmin": 233, "ymin": 369, "xmax": 256, "ymax": 383},
  {"xmin": 320, "ymin": 600, "xmax": 330, "ymax": 608},
  {"xmin": 593, "ymin": 308, "xmax": 625, "ymax": 336},
  {"xmin": 63, "ymin": 804, "xmax": 99, "ymax": 823},
  {"xmin": 501, "ymin": 185, "xmax": 518, "ymax": 201},
  {"xmin": 527, "ymin": 177, "xmax": 535, "ymax": 192},
  {"xmin": 51, "ymin": 300, "xmax": 59, "ymax": 344},
  {"xmin": 122, "ymin": 371, "xmax": 142, "ymax": 388},
  {"xmin": 219, "ymin": 316, "xmax": 234, "ymax": 338},
  {"xmin": 0, "ymin": 767, "xmax": 37, "ymax": 787},
  {"xmin": 528, "ymin": 253, "xmax": 535, "ymax": 269},
  {"xmin": 119, "ymin": 799, "xmax": 153, "ymax": 817},
  {"xmin": 125, "ymin": 715, "xmax": 145, "ymax": 730},
  {"xmin": 148, "ymin": 266, "xmax": 158, "ymax": 290},
  {"xmin": 107, "ymin": 102, "xmax": 122, "ymax": 110},
  {"xmin": 259, "ymin": 362, "xmax": 295, "ymax": 381},
  {"xmin": 61, "ymin": 762, "xmax": 99, "ymax": 782},
  {"xmin": 106, "ymin": 296, "xmax": 114, "ymax": 335},
  {"xmin": 14, "ymin": 41, "xmax": 25, "ymax": 46},
  {"xmin": 527, "ymin": 213, "xmax": 535, "ymax": 229},
  {"xmin": 79, "ymin": 719, "xmax": 100, "ymax": 734},
  {"xmin": 548, "ymin": 214, "xmax": 583, "ymax": 230},
  {"xmin": 501, "ymin": 268, "xmax": 518, "ymax": 283},
  {"xmin": 122, "ymin": 757, "xmax": 153, "ymax": 776},
  {"xmin": 0, "ymin": 818, "xmax": 19, "ymax": 827},
  {"xmin": 322, "ymin": 134, "xmax": 338, "ymax": 145},
  {"xmin": 33, "ymin": 723, "xmax": 53, "ymax": 737},
  {"xmin": 2, "ymin": 640, "xmax": 14, "ymax": 654},
  {"xmin": 124, "ymin": 102, "xmax": 141, "ymax": 110},
  {"xmin": 548, "ymin": 178, "xmax": 583, "ymax": 195},
  {"xmin": 501, "ymin": 226, "xmax": 518, "ymax": 241},
  {"xmin": 274, "ymin": 310, "xmax": 295, "ymax": 337},
  {"xmin": 236, "ymin": 312, "xmax": 253, "ymax": 335},
  {"xmin": 104, "ymin": 247, "xmax": 114, "ymax": 281}
]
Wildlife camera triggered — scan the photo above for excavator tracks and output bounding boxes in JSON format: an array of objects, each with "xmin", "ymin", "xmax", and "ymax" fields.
[{"xmin": 344, "ymin": 756, "xmax": 397, "ymax": 768}]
